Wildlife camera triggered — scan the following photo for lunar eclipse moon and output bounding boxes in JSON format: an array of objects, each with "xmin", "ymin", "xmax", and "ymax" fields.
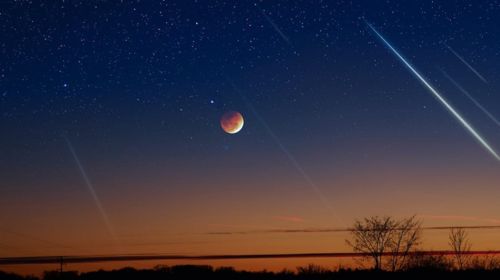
[
  {"xmin": 3, "ymin": 1, "xmax": 500, "ymax": 278},
  {"xmin": 220, "ymin": 111, "xmax": 244, "ymax": 134}
]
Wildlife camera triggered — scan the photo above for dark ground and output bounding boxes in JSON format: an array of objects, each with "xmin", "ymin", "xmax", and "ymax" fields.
[{"xmin": 2, "ymin": 264, "xmax": 500, "ymax": 280}]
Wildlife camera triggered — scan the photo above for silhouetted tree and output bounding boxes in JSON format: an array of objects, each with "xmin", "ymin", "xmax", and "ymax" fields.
[
  {"xmin": 346, "ymin": 216, "xmax": 396, "ymax": 270},
  {"xmin": 346, "ymin": 215, "xmax": 422, "ymax": 271},
  {"xmin": 296, "ymin": 264, "xmax": 329, "ymax": 276},
  {"xmin": 405, "ymin": 253, "xmax": 452, "ymax": 272},
  {"xmin": 449, "ymin": 227, "xmax": 471, "ymax": 269},
  {"xmin": 387, "ymin": 215, "xmax": 422, "ymax": 271},
  {"xmin": 469, "ymin": 255, "xmax": 500, "ymax": 270},
  {"xmin": 0, "ymin": 271, "xmax": 38, "ymax": 280}
]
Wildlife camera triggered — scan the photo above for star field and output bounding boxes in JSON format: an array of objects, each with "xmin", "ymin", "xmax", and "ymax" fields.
[{"xmin": 1, "ymin": 0, "xmax": 500, "ymax": 267}]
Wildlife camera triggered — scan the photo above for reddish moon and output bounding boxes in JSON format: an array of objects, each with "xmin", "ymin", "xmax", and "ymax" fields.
[{"xmin": 220, "ymin": 111, "xmax": 244, "ymax": 134}]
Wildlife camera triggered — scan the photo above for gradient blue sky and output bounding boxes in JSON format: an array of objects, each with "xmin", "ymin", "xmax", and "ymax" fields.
[{"xmin": 1, "ymin": 0, "xmax": 500, "ymax": 273}]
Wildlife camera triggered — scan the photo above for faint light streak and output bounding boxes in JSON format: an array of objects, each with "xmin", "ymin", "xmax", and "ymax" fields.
[
  {"xmin": 440, "ymin": 69, "xmax": 500, "ymax": 128},
  {"xmin": 228, "ymin": 81, "xmax": 345, "ymax": 226},
  {"xmin": 366, "ymin": 22, "xmax": 500, "ymax": 162},
  {"xmin": 445, "ymin": 44, "xmax": 488, "ymax": 84},
  {"xmin": 260, "ymin": 9, "xmax": 292, "ymax": 46},
  {"xmin": 63, "ymin": 136, "xmax": 117, "ymax": 238}
]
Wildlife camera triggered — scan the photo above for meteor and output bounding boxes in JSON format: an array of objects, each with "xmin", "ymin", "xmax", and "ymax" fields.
[
  {"xmin": 228, "ymin": 81, "xmax": 345, "ymax": 226},
  {"xmin": 445, "ymin": 44, "xmax": 488, "ymax": 84},
  {"xmin": 440, "ymin": 69, "xmax": 500, "ymax": 128},
  {"xmin": 260, "ymin": 9, "xmax": 292, "ymax": 46},
  {"xmin": 366, "ymin": 22, "xmax": 500, "ymax": 162},
  {"xmin": 63, "ymin": 136, "xmax": 117, "ymax": 237}
]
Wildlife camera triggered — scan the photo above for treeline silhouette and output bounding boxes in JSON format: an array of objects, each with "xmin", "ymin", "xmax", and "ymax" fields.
[
  {"xmin": 3, "ymin": 215, "xmax": 500, "ymax": 279},
  {"xmin": 3, "ymin": 262, "xmax": 500, "ymax": 280}
]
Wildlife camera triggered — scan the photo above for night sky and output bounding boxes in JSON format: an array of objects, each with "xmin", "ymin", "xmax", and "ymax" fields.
[{"xmin": 1, "ymin": 0, "xmax": 500, "ymax": 273}]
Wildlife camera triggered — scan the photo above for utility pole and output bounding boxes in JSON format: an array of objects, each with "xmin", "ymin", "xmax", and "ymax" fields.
[{"xmin": 59, "ymin": 256, "xmax": 63, "ymax": 275}]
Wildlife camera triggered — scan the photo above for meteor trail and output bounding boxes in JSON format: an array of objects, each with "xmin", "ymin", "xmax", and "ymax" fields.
[
  {"xmin": 440, "ymin": 69, "xmax": 500, "ymax": 128},
  {"xmin": 260, "ymin": 9, "xmax": 292, "ymax": 46},
  {"xmin": 445, "ymin": 44, "xmax": 488, "ymax": 84},
  {"xmin": 63, "ymin": 136, "xmax": 117, "ymax": 237},
  {"xmin": 366, "ymin": 22, "xmax": 500, "ymax": 162},
  {"xmin": 228, "ymin": 81, "xmax": 344, "ymax": 226}
]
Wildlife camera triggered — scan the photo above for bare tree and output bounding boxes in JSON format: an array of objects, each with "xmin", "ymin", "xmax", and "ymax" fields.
[
  {"xmin": 386, "ymin": 215, "xmax": 422, "ymax": 271},
  {"xmin": 346, "ymin": 216, "xmax": 394, "ymax": 270},
  {"xmin": 346, "ymin": 216, "xmax": 422, "ymax": 271},
  {"xmin": 449, "ymin": 227, "xmax": 471, "ymax": 269}
]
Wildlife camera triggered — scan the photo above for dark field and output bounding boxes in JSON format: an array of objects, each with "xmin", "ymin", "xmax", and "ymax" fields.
[{"xmin": 3, "ymin": 262, "xmax": 500, "ymax": 280}]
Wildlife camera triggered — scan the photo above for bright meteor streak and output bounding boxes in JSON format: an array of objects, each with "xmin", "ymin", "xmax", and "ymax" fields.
[{"xmin": 366, "ymin": 22, "xmax": 500, "ymax": 162}]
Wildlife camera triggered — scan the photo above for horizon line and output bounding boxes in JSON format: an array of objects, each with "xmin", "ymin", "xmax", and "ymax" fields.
[
  {"xmin": 207, "ymin": 225, "xmax": 500, "ymax": 235},
  {"xmin": 3, "ymin": 250, "xmax": 500, "ymax": 265}
]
